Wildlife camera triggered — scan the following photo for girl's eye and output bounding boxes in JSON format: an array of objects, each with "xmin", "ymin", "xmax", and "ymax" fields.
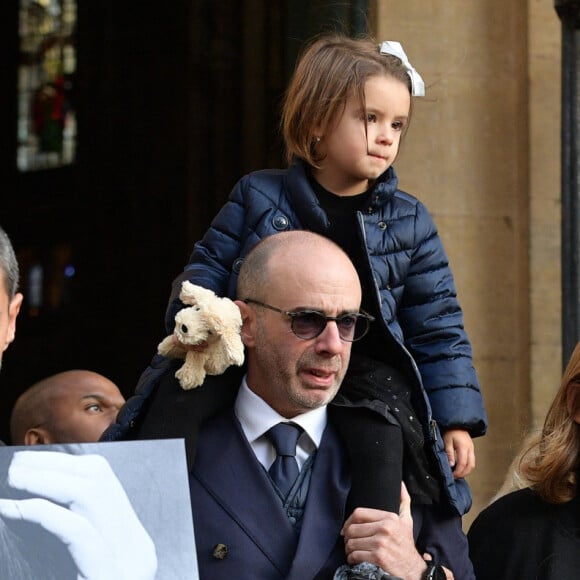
[
  {"xmin": 392, "ymin": 121, "xmax": 405, "ymax": 131},
  {"xmin": 366, "ymin": 113, "xmax": 377, "ymax": 123}
]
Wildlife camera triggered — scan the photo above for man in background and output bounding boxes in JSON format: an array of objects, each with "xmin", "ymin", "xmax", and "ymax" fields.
[
  {"xmin": 10, "ymin": 370, "xmax": 126, "ymax": 445},
  {"xmin": 0, "ymin": 226, "xmax": 23, "ymax": 445},
  {"xmin": 0, "ymin": 227, "xmax": 22, "ymax": 375},
  {"xmin": 0, "ymin": 226, "xmax": 157, "ymax": 578}
]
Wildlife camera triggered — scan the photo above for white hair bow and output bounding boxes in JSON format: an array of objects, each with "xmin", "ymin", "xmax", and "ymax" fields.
[{"xmin": 379, "ymin": 41, "xmax": 425, "ymax": 97}]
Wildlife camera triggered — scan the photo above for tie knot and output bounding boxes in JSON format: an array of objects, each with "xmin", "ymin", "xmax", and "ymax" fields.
[{"xmin": 266, "ymin": 422, "xmax": 302, "ymax": 457}]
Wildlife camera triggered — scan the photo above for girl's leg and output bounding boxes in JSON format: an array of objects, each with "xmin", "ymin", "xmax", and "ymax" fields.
[{"xmin": 329, "ymin": 404, "xmax": 403, "ymax": 516}]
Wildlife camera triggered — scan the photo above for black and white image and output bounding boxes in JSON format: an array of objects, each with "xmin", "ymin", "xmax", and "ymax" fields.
[{"xmin": 0, "ymin": 438, "xmax": 198, "ymax": 580}]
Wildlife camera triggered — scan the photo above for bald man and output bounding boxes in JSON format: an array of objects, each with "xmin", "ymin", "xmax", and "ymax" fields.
[
  {"xmin": 104, "ymin": 231, "xmax": 467, "ymax": 578},
  {"xmin": 10, "ymin": 370, "xmax": 126, "ymax": 445}
]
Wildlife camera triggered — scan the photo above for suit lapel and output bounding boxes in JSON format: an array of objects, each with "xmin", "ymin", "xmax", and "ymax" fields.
[{"xmin": 192, "ymin": 411, "xmax": 299, "ymax": 575}]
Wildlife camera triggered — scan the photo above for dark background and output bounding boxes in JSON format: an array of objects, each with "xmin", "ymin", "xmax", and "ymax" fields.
[{"xmin": 0, "ymin": 0, "xmax": 369, "ymax": 442}]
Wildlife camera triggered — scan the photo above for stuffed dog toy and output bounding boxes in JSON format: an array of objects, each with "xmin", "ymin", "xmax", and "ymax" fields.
[{"xmin": 158, "ymin": 281, "xmax": 245, "ymax": 390}]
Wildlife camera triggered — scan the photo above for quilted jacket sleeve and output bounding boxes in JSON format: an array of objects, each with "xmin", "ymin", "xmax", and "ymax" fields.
[
  {"xmin": 397, "ymin": 201, "xmax": 487, "ymax": 437},
  {"xmin": 164, "ymin": 177, "xmax": 249, "ymax": 332}
]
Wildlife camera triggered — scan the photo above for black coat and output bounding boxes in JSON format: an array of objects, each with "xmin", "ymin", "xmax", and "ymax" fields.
[
  {"xmin": 102, "ymin": 356, "xmax": 476, "ymax": 579},
  {"xmin": 468, "ymin": 487, "xmax": 580, "ymax": 579}
]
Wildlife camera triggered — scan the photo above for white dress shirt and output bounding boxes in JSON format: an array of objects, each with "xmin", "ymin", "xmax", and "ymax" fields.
[{"xmin": 234, "ymin": 376, "xmax": 327, "ymax": 471}]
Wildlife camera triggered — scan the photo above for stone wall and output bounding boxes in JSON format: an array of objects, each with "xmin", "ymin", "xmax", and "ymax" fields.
[{"xmin": 371, "ymin": 0, "xmax": 562, "ymax": 526}]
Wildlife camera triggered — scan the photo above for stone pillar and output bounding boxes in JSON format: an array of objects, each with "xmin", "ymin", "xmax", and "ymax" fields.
[
  {"xmin": 555, "ymin": 0, "xmax": 580, "ymax": 366},
  {"xmin": 371, "ymin": 0, "xmax": 561, "ymax": 525}
]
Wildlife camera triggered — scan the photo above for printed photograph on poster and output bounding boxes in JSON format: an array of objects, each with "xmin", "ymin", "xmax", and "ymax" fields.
[{"xmin": 0, "ymin": 438, "xmax": 199, "ymax": 580}]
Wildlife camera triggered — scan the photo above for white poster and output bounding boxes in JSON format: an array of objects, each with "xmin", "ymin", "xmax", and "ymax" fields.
[{"xmin": 0, "ymin": 438, "xmax": 198, "ymax": 580}]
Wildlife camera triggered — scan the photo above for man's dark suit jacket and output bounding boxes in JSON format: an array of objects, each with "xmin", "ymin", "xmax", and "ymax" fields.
[
  {"xmin": 191, "ymin": 410, "xmax": 350, "ymax": 579},
  {"xmin": 102, "ymin": 356, "xmax": 476, "ymax": 579}
]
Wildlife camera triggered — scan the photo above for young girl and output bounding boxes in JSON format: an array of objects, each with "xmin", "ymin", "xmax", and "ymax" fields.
[{"xmin": 161, "ymin": 33, "xmax": 485, "ymax": 577}]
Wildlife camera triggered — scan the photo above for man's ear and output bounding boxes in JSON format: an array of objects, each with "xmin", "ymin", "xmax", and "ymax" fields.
[
  {"xmin": 23, "ymin": 427, "xmax": 53, "ymax": 446},
  {"xmin": 6, "ymin": 292, "xmax": 23, "ymax": 347},
  {"xmin": 234, "ymin": 300, "xmax": 257, "ymax": 347}
]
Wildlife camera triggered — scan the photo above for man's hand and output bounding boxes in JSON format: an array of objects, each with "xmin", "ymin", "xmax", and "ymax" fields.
[
  {"xmin": 0, "ymin": 450, "xmax": 157, "ymax": 580},
  {"xmin": 341, "ymin": 483, "xmax": 428, "ymax": 580},
  {"xmin": 442, "ymin": 429, "xmax": 475, "ymax": 478}
]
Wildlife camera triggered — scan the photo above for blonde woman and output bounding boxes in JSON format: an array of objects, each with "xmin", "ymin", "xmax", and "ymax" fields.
[{"xmin": 468, "ymin": 342, "xmax": 580, "ymax": 579}]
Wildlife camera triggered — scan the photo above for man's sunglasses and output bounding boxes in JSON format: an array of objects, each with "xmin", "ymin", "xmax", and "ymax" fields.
[{"xmin": 243, "ymin": 299, "xmax": 374, "ymax": 342}]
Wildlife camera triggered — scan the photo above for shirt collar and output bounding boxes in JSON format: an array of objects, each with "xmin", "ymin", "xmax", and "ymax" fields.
[{"xmin": 234, "ymin": 376, "xmax": 327, "ymax": 449}]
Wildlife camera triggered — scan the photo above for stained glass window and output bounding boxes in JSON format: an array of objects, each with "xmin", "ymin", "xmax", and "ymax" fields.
[{"xmin": 17, "ymin": 0, "xmax": 77, "ymax": 172}]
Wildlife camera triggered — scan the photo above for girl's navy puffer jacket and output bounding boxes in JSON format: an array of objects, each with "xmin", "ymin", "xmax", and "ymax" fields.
[{"xmin": 162, "ymin": 159, "xmax": 487, "ymax": 515}]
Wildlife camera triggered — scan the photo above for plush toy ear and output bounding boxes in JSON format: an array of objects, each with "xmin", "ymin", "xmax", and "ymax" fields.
[
  {"xmin": 219, "ymin": 328, "xmax": 245, "ymax": 367},
  {"xmin": 180, "ymin": 282, "xmax": 218, "ymax": 306},
  {"xmin": 179, "ymin": 281, "xmax": 199, "ymax": 305}
]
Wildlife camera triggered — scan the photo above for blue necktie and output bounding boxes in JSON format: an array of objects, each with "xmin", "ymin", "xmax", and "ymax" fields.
[{"xmin": 266, "ymin": 422, "xmax": 303, "ymax": 498}]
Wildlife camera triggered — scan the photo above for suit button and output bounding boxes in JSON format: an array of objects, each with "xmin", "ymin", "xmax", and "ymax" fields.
[{"xmin": 212, "ymin": 544, "xmax": 228, "ymax": 560}]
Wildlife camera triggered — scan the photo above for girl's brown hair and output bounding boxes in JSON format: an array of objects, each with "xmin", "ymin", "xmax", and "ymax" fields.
[{"xmin": 281, "ymin": 33, "xmax": 413, "ymax": 167}]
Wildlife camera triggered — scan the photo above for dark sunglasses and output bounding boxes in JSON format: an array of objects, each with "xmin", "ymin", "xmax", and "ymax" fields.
[{"xmin": 243, "ymin": 299, "xmax": 374, "ymax": 342}]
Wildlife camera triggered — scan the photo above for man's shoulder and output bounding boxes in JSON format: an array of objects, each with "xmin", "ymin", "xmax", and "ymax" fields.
[{"xmin": 102, "ymin": 356, "xmax": 244, "ymax": 467}]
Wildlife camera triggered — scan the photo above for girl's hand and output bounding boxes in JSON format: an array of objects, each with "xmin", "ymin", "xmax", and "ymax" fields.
[{"xmin": 442, "ymin": 429, "xmax": 475, "ymax": 478}]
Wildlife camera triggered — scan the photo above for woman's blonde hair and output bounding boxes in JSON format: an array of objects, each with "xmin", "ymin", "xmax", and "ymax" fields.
[
  {"xmin": 501, "ymin": 342, "xmax": 580, "ymax": 504},
  {"xmin": 281, "ymin": 33, "xmax": 413, "ymax": 167}
]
